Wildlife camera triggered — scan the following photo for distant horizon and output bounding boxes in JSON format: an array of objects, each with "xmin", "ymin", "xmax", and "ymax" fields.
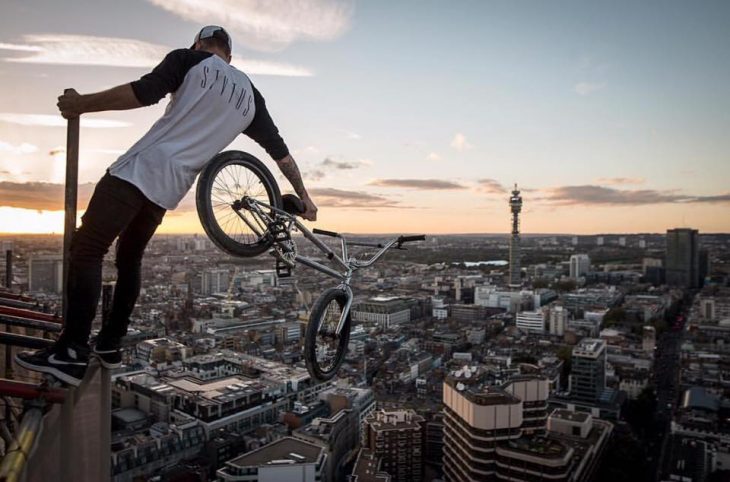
[{"xmin": 2, "ymin": 229, "xmax": 727, "ymax": 238}]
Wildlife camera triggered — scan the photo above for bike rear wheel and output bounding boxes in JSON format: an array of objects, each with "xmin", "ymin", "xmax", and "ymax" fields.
[
  {"xmin": 304, "ymin": 288, "xmax": 352, "ymax": 381},
  {"xmin": 196, "ymin": 151, "xmax": 282, "ymax": 257}
]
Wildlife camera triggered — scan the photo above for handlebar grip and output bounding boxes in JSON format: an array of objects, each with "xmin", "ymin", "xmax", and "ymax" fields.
[
  {"xmin": 398, "ymin": 235, "xmax": 426, "ymax": 243},
  {"xmin": 313, "ymin": 228, "xmax": 340, "ymax": 238}
]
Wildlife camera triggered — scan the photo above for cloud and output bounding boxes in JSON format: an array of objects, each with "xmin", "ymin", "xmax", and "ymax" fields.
[
  {"xmin": 230, "ymin": 57, "xmax": 312, "ymax": 77},
  {"xmin": 450, "ymin": 133, "xmax": 472, "ymax": 151},
  {"xmin": 0, "ymin": 43, "xmax": 43, "ymax": 52},
  {"xmin": 574, "ymin": 82, "xmax": 605, "ymax": 96},
  {"xmin": 426, "ymin": 152, "xmax": 441, "ymax": 161},
  {"xmin": 595, "ymin": 177, "xmax": 645, "ymax": 185},
  {"xmin": 540, "ymin": 185, "xmax": 730, "ymax": 206},
  {"xmin": 321, "ymin": 158, "xmax": 365, "ymax": 170},
  {"xmin": 146, "ymin": 0, "xmax": 354, "ymax": 52},
  {"xmin": 477, "ymin": 178, "xmax": 506, "ymax": 194},
  {"xmin": 0, "ymin": 113, "xmax": 130, "ymax": 128},
  {"xmin": 0, "ymin": 181, "xmax": 96, "ymax": 210},
  {"xmin": 0, "ymin": 34, "xmax": 313, "ymax": 77},
  {"xmin": 308, "ymin": 187, "xmax": 402, "ymax": 208},
  {"xmin": 0, "ymin": 141, "xmax": 38, "ymax": 154},
  {"xmin": 690, "ymin": 194, "xmax": 730, "ymax": 203},
  {"xmin": 368, "ymin": 179, "xmax": 467, "ymax": 190}
]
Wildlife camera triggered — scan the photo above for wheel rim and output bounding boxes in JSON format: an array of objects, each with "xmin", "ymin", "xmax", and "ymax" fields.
[
  {"xmin": 313, "ymin": 297, "xmax": 346, "ymax": 375},
  {"xmin": 209, "ymin": 161, "xmax": 272, "ymax": 247}
]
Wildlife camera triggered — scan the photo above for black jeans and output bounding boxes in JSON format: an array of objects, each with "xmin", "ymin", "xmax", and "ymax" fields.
[{"xmin": 57, "ymin": 172, "xmax": 165, "ymax": 350}]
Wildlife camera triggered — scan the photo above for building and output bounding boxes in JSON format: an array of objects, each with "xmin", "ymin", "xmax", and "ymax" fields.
[
  {"xmin": 549, "ymin": 305, "xmax": 568, "ymax": 336},
  {"xmin": 27, "ymin": 254, "xmax": 63, "ymax": 293},
  {"xmin": 349, "ymin": 448, "xmax": 391, "ymax": 482},
  {"xmin": 569, "ymin": 339, "xmax": 607, "ymax": 403},
  {"xmin": 362, "ymin": 409, "xmax": 425, "ymax": 482},
  {"xmin": 515, "ymin": 310, "xmax": 546, "ymax": 333},
  {"xmin": 294, "ymin": 409, "xmax": 360, "ymax": 482},
  {"xmin": 642, "ymin": 325, "xmax": 656, "ymax": 353},
  {"xmin": 665, "ymin": 228, "xmax": 700, "ymax": 288},
  {"xmin": 442, "ymin": 370, "xmax": 611, "ymax": 482},
  {"xmin": 352, "ymin": 296, "xmax": 413, "ymax": 329},
  {"xmin": 569, "ymin": 254, "xmax": 591, "ymax": 279},
  {"xmin": 217, "ymin": 436, "xmax": 326, "ymax": 481},
  {"xmin": 508, "ymin": 184, "xmax": 523, "ymax": 288},
  {"xmin": 201, "ymin": 268, "xmax": 230, "ymax": 295},
  {"xmin": 111, "ymin": 420, "xmax": 206, "ymax": 482}
]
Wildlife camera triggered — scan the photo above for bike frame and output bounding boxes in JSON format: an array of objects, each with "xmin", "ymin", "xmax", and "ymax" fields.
[{"xmin": 238, "ymin": 197, "xmax": 404, "ymax": 335}]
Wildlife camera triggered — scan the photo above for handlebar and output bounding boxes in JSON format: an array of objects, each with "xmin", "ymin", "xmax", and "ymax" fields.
[
  {"xmin": 397, "ymin": 235, "xmax": 426, "ymax": 243},
  {"xmin": 313, "ymin": 228, "xmax": 340, "ymax": 238}
]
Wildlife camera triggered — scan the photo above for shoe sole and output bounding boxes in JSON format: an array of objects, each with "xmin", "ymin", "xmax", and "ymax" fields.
[
  {"xmin": 92, "ymin": 351, "xmax": 122, "ymax": 370},
  {"xmin": 14, "ymin": 354, "xmax": 83, "ymax": 387}
]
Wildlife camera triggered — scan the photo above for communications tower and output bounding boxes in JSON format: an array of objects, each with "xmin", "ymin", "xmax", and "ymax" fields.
[{"xmin": 508, "ymin": 184, "xmax": 522, "ymax": 288}]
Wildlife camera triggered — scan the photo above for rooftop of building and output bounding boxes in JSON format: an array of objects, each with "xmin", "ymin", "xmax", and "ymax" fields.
[
  {"xmin": 573, "ymin": 338, "xmax": 606, "ymax": 357},
  {"xmin": 226, "ymin": 436, "xmax": 322, "ymax": 467},
  {"xmin": 551, "ymin": 409, "xmax": 590, "ymax": 423},
  {"xmin": 350, "ymin": 448, "xmax": 391, "ymax": 482},
  {"xmin": 502, "ymin": 436, "xmax": 569, "ymax": 459},
  {"xmin": 444, "ymin": 376, "xmax": 522, "ymax": 406},
  {"xmin": 365, "ymin": 409, "xmax": 425, "ymax": 431}
]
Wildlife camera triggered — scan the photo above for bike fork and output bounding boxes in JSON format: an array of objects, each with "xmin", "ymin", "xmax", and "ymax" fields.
[{"xmin": 335, "ymin": 285, "xmax": 354, "ymax": 335}]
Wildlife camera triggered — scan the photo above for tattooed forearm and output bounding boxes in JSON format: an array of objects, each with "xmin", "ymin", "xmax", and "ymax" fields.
[{"xmin": 276, "ymin": 155, "xmax": 309, "ymax": 199}]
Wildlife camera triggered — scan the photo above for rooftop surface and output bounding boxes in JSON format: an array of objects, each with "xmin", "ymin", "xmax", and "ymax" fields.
[
  {"xmin": 351, "ymin": 448, "xmax": 391, "ymax": 482},
  {"xmin": 226, "ymin": 437, "xmax": 322, "ymax": 467},
  {"xmin": 551, "ymin": 409, "xmax": 590, "ymax": 423}
]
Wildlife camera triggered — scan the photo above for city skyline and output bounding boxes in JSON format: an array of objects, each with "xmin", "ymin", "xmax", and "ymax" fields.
[{"xmin": 1, "ymin": 0, "xmax": 729, "ymax": 235}]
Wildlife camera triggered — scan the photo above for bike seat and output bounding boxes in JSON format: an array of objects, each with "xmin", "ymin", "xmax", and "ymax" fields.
[{"xmin": 282, "ymin": 194, "xmax": 306, "ymax": 216}]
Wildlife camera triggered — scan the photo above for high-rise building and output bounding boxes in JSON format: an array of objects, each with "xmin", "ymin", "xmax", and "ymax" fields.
[
  {"xmin": 28, "ymin": 254, "xmax": 63, "ymax": 293},
  {"xmin": 362, "ymin": 409, "xmax": 425, "ymax": 482},
  {"xmin": 549, "ymin": 305, "xmax": 568, "ymax": 336},
  {"xmin": 569, "ymin": 338, "xmax": 607, "ymax": 402},
  {"xmin": 665, "ymin": 228, "xmax": 700, "ymax": 288},
  {"xmin": 569, "ymin": 254, "xmax": 591, "ymax": 279},
  {"xmin": 596, "ymin": 236, "xmax": 604, "ymax": 246},
  {"xmin": 201, "ymin": 268, "xmax": 230, "ymax": 295},
  {"xmin": 442, "ymin": 370, "xmax": 612, "ymax": 482},
  {"xmin": 508, "ymin": 184, "xmax": 522, "ymax": 288}
]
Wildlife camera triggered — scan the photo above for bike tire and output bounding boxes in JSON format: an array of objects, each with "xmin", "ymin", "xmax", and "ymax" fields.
[
  {"xmin": 196, "ymin": 150, "xmax": 282, "ymax": 257},
  {"xmin": 304, "ymin": 287, "xmax": 352, "ymax": 381}
]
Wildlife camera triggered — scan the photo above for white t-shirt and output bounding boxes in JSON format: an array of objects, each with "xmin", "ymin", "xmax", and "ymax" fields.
[{"xmin": 108, "ymin": 49, "xmax": 288, "ymax": 210}]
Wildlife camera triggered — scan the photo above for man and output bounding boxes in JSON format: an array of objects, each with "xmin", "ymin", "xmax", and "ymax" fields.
[{"xmin": 16, "ymin": 26, "xmax": 317, "ymax": 386}]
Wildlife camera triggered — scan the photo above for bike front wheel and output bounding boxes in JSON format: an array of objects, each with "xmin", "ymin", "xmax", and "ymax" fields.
[
  {"xmin": 196, "ymin": 151, "xmax": 282, "ymax": 257},
  {"xmin": 304, "ymin": 288, "xmax": 352, "ymax": 381}
]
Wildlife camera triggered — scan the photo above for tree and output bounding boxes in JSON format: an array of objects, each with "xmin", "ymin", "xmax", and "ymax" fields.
[{"xmin": 554, "ymin": 279, "xmax": 577, "ymax": 293}]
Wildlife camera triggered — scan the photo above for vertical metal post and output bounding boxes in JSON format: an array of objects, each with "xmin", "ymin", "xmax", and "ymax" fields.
[
  {"xmin": 61, "ymin": 94, "xmax": 79, "ymax": 482},
  {"xmin": 4, "ymin": 250, "xmax": 12, "ymax": 405},
  {"xmin": 62, "ymin": 101, "xmax": 79, "ymax": 324},
  {"xmin": 4, "ymin": 249, "xmax": 11, "ymax": 289},
  {"xmin": 100, "ymin": 368, "xmax": 111, "ymax": 482}
]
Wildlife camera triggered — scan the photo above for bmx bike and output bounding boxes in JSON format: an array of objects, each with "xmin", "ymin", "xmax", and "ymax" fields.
[{"xmin": 195, "ymin": 150, "xmax": 425, "ymax": 381}]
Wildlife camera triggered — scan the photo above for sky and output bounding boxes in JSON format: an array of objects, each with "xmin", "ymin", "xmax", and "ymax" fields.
[{"xmin": 0, "ymin": 0, "xmax": 729, "ymax": 235}]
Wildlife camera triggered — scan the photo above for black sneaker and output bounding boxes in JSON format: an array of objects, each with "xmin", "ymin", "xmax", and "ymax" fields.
[
  {"xmin": 92, "ymin": 340, "xmax": 122, "ymax": 369},
  {"xmin": 15, "ymin": 345, "xmax": 88, "ymax": 386}
]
